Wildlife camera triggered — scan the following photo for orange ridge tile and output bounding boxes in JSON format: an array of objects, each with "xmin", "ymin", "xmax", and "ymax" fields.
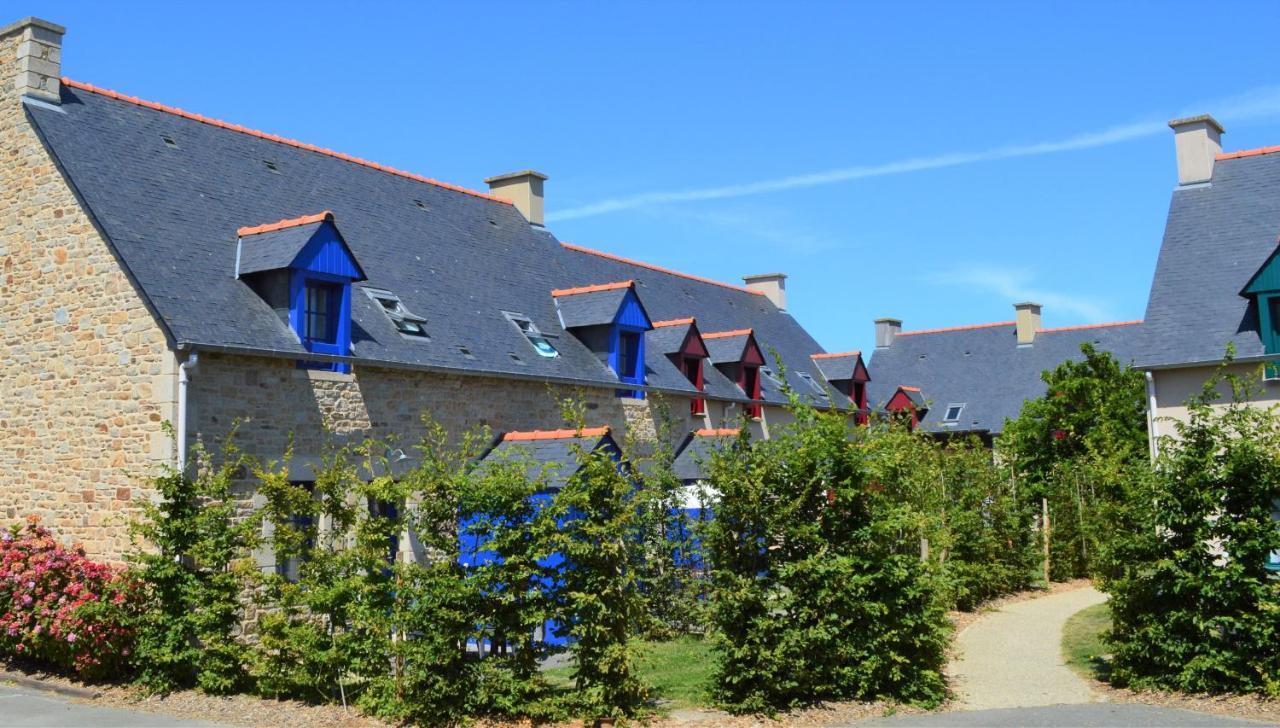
[
  {"xmin": 61, "ymin": 78, "xmax": 511, "ymax": 205},
  {"xmin": 811, "ymin": 350, "xmax": 862, "ymax": 359},
  {"xmin": 560, "ymin": 242, "xmax": 766, "ymax": 296},
  {"xmin": 502, "ymin": 426, "xmax": 610, "ymax": 442},
  {"xmin": 550, "ymin": 280, "xmax": 634, "ymax": 297},
  {"xmin": 694, "ymin": 428, "xmax": 740, "ymax": 437},
  {"xmin": 1036, "ymin": 319, "xmax": 1142, "ymax": 333},
  {"xmin": 899, "ymin": 386, "xmax": 922, "ymax": 392},
  {"xmin": 1217, "ymin": 145, "xmax": 1280, "ymax": 161},
  {"xmin": 702, "ymin": 328, "xmax": 753, "ymax": 339},
  {"xmin": 652, "ymin": 317, "xmax": 696, "ymax": 328},
  {"xmin": 237, "ymin": 211, "xmax": 333, "ymax": 237},
  {"xmin": 897, "ymin": 321, "xmax": 1016, "ymax": 337}
]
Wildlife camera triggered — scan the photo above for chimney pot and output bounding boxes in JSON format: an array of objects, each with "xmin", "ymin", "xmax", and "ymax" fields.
[
  {"xmin": 1, "ymin": 17, "xmax": 65, "ymax": 104},
  {"xmin": 743, "ymin": 272, "xmax": 787, "ymax": 310},
  {"xmin": 875, "ymin": 317, "xmax": 902, "ymax": 348},
  {"xmin": 1014, "ymin": 301, "xmax": 1042, "ymax": 345},
  {"xmin": 485, "ymin": 170, "xmax": 547, "ymax": 226},
  {"xmin": 1168, "ymin": 114, "xmax": 1224, "ymax": 186}
]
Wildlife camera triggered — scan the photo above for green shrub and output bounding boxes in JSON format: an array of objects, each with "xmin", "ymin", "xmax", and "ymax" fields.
[
  {"xmin": 1101, "ymin": 364, "xmax": 1280, "ymax": 696},
  {"xmin": 704, "ymin": 396, "xmax": 950, "ymax": 713}
]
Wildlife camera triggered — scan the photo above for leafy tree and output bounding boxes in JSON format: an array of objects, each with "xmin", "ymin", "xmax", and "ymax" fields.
[
  {"xmin": 1102, "ymin": 365, "xmax": 1280, "ymax": 696},
  {"xmin": 1002, "ymin": 343, "xmax": 1149, "ymax": 578},
  {"xmin": 705, "ymin": 395, "xmax": 950, "ymax": 713},
  {"xmin": 130, "ymin": 433, "xmax": 258, "ymax": 694}
]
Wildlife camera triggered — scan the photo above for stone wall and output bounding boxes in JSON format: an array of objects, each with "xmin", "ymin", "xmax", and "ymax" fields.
[{"xmin": 0, "ymin": 26, "xmax": 174, "ymax": 561}]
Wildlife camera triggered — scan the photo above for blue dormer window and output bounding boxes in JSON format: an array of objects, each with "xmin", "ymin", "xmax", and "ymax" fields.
[
  {"xmin": 551, "ymin": 280, "xmax": 653, "ymax": 399},
  {"xmin": 236, "ymin": 211, "xmax": 366, "ymax": 374}
]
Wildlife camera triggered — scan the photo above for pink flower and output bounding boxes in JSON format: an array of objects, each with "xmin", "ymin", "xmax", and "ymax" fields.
[{"xmin": 66, "ymin": 633, "xmax": 76, "ymax": 643}]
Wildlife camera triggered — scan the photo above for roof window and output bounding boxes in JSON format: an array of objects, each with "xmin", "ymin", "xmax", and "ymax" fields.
[
  {"xmin": 796, "ymin": 371, "xmax": 827, "ymax": 395},
  {"xmin": 760, "ymin": 366, "xmax": 785, "ymax": 389},
  {"xmin": 503, "ymin": 311, "xmax": 559, "ymax": 358},
  {"xmin": 362, "ymin": 288, "xmax": 429, "ymax": 339},
  {"xmin": 943, "ymin": 404, "xmax": 965, "ymax": 423}
]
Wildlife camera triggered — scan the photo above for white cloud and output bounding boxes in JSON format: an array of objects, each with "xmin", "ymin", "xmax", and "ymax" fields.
[
  {"xmin": 547, "ymin": 85, "xmax": 1280, "ymax": 222},
  {"xmin": 926, "ymin": 265, "xmax": 1114, "ymax": 323}
]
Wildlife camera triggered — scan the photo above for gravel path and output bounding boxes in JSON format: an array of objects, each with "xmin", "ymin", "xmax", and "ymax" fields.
[{"xmin": 949, "ymin": 585, "xmax": 1107, "ymax": 710}]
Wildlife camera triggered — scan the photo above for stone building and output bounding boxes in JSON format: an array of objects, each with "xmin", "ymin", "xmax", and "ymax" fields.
[{"xmin": 0, "ymin": 17, "xmax": 867, "ymax": 562}]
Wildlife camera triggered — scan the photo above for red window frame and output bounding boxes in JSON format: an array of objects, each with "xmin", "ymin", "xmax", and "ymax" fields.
[
  {"xmin": 683, "ymin": 356, "xmax": 706, "ymax": 415},
  {"xmin": 741, "ymin": 364, "xmax": 762, "ymax": 419}
]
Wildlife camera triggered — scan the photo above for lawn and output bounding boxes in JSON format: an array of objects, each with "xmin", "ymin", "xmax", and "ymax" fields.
[
  {"xmin": 1061, "ymin": 602, "xmax": 1111, "ymax": 680},
  {"xmin": 543, "ymin": 636, "xmax": 714, "ymax": 709}
]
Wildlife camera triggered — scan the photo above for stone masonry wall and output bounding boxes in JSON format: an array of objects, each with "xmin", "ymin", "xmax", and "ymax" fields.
[{"xmin": 0, "ymin": 26, "xmax": 175, "ymax": 561}]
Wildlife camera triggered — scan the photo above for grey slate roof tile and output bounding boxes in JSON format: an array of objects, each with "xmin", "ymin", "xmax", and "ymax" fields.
[
  {"xmin": 672, "ymin": 430, "xmax": 739, "ymax": 482},
  {"xmin": 554, "ymin": 287, "xmax": 631, "ymax": 329},
  {"xmin": 867, "ymin": 322, "xmax": 1142, "ymax": 435},
  {"xmin": 236, "ymin": 221, "xmax": 328, "ymax": 276},
  {"xmin": 26, "ymin": 85, "xmax": 838, "ymax": 406},
  {"xmin": 1138, "ymin": 152, "xmax": 1280, "ymax": 368},
  {"xmin": 476, "ymin": 430, "xmax": 619, "ymax": 490}
]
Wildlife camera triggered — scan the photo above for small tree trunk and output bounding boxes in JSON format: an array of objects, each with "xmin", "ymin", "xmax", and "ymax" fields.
[{"xmin": 1042, "ymin": 497, "xmax": 1051, "ymax": 585}]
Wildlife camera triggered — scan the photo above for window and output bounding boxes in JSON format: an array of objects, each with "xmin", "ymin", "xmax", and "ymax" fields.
[
  {"xmin": 943, "ymin": 404, "xmax": 965, "ymax": 423},
  {"xmin": 303, "ymin": 281, "xmax": 339, "ymax": 346},
  {"xmin": 742, "ymin": 365, "xmax": 762, "ymax": 419},
  {"xmin": 618, "ymin": 331, "xmax": 641, "ymax": 379},
  {"xmin": 1269, "ymin": 503, "xmax": 1280, "ymax": 573},
  {"xmin": 503, "ymin": 312, "xmax": 558, "ymax": 357},
  {"xmin": 368, "ymin": 498, "xmax": 401, "ymax": 566},
  {"xmin": 276, "ymin": 482, "xmax": 316, "ymax": 582},
  {"xmin": 682, "ymin": 356, "xmax": 705, "ymax": 415},
  {"xmin": 760, "ymin": 366, "xmax": 785, "ymax": 389},
  {"xmin": 796, "ymin": 371, "xmax": 826, "ymax": 396},
  {"xmin": 364, "ymin": 288, "xmax": 429, "ymax": 339}
]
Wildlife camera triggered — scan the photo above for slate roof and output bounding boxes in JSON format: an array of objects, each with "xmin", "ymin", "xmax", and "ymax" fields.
[
  {"xmin": 810, "ymin": 351, "xmax": 866, "ymax": 382},
  {"xmin": 672, "ymin": 429, "xmax": 740, "ymax": 482},
  {"xmin": 1138, "ymin": 149, "xmax": 1280, "ymax": 368},
  {"xmin": 552, "ymin": 283, "xmax": 636, "ymax": 329},
  {"xmin": 556, "ymin": 244, "xmax": 843, "ymax": 409},
  {"xmin": 26, "ymin": 82, "xmax": 836, "ymax": 402},
  {"xmin": 867, "ymin": 321, "xmax": 1143, "ymax": 435},
  {"xmin": 474, "ymin": 428, "xmax": 618, "ymax": 490}
]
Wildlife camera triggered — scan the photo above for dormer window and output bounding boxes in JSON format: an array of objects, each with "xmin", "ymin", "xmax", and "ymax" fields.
[
  {"xmin": 551, "ymin": 280, "xmax": 653, "ymax": 398},
  {"xmin": 236, "ymin": 211, "xmax": 366, "ymax": 373},
  {"xmin": 503, "ymin": 311, "xmax": 558, "ymax": 358},
  {"xmin": 704, "ymin": 329, "xmax": 765, "ymax": 420},
  {"xmin": 652, "ymin": 318, "xmax": 709, "ymax": 415},
  {"xmin": 364, "ymin": 288, "xmax": 429, "ymax": 339},
  {"xmin": 1241, "ymin": 246, "xmax": 1280, "ymax": 379},
  {"xmin": 810, "ymin": 351, "xmax": 872, "ymax": 425}
]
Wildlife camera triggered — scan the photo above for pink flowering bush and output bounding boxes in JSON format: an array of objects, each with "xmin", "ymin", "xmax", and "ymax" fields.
[{"xmin": 0, "ymin": 518, "xmax": 136, "ymax": 680}]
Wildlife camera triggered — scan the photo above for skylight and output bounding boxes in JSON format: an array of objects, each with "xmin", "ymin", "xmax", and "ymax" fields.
[
  {"xmin": 503, "ymin": 312, "xmax": 559, "ymax": 358},
  {"xmin": 760, "ymin": 367, "xmax": 785, "ymax": 389},
  {"xmin": 362, "ymin": 288, "xmax": 429, "ymax": 339},
  {"xmin": 943, "ymin": 404, "xmax": 965, "ymax": 423},
  {"xmin": 796, "ymin": 371, "xmax": 827, "ymax": 396}
]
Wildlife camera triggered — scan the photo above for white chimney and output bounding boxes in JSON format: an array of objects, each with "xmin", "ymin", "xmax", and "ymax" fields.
[
  {"xmin": 2, "ymin": 17, "xmax": 64, "ymax": 104},
  {"xmin": 1168, "ymin": 115, "xmax": 1224, "ymax": 186},
  {"xmin": 1014, "ymin": 301, "xmax": 1041, "ymax": 346},
  {"xmin": 485, "ymin": 170, "xmax": 547, "ymax": 226},
  {"xmin": 875, "ymin": 318, "xmax": 902, "ymax": 348},
  {"xmin": 743, "ymin": 273, "xmax": 786, "ymax": 310}
]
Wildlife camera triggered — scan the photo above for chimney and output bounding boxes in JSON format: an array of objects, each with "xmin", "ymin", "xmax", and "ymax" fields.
[
  {"xmin": 485, "ymin": 170, "xmax": 547, "ymax": 226},
  {"xmin": 2, "ymin": 17, "xmax": 64, "ymax": 104},
  {"xmin": 1014, "ymin": 302, "xmax": 1041, "ymax": 345},
  {"xmin": 743, "ymin": 273, "xmax": 786, "ymax": 310},
  {"xmin": 875, "ymin": 318, "xmax": 902, "ymax": 348},
  {"xmin": 1168, "ymin": 115, "xmax": 1224, "ymax": 186}
]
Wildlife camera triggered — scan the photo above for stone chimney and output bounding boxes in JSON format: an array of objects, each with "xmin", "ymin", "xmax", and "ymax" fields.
[
  {"xmin": 1168, "ymin": 115, "xmax": 1224, "ymax": 186},
  {"xmin": 743, "ymin": 273, "xmax": 786, "ymax": 310},
  {"xmin": 875, "ymin": 318, "xmax": 902, "ymax": 348},
  {"xmin": 1014, "ymin": 302, "xmax": 1041, "ymax": 345},
  {"xmin": 485, "ymin": 170, "xmax": 547, "ymax": 226},
  {"xmin": 1, "ymin": 17, "xmax": 64, "ymax": 104}
]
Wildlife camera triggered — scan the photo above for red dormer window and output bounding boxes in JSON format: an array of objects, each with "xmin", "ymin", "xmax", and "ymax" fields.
[
  {"xmin": 683, "ymin": 356, "xmax": 706, "ymax": 414},
  {"xmin": 741, "ymin": 364, "xmax": 762, "ymax": 419}
]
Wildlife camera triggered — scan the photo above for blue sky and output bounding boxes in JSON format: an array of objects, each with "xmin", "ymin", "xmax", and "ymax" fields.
[{"xmin": 26, "ymin": 1, "xmax": 1280, "ymax": 353}]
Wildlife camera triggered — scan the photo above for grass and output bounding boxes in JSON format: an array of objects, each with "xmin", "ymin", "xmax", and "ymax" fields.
[
  {"xmin": 1061, "ymin": 602, "xmax": 1112, "ymax": 681},
  {"xmin": 543, "ymin": 636, "xmax": 715, "ymax": 709}
]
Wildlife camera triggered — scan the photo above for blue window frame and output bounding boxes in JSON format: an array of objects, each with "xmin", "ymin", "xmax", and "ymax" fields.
[
  {"xmin": 290, "ymin": 270, "xmax": 353, "ymax": 373},
  {"xmin": 610, "ymin": 324, "xmax": 646, "ymax": 398}
]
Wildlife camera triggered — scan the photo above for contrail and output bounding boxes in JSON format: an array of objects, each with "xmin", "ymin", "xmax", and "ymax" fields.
[{"xmin": 547, "ymin": 87, "xmax": 1280, "ymax": 222}]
